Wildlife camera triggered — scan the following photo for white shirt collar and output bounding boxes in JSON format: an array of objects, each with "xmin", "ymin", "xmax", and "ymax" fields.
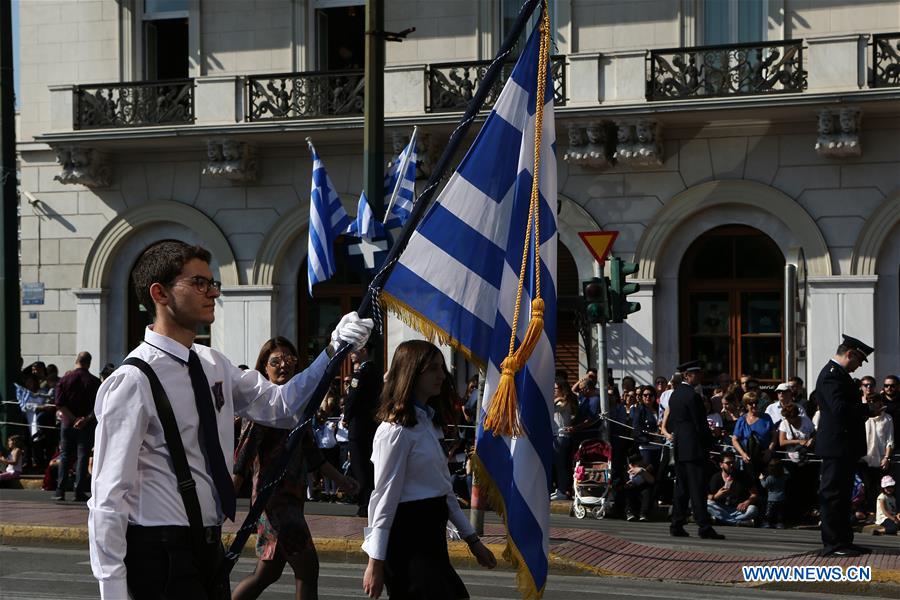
[
  {"xmin": 414, "ymin": 403, "xmax": 435, "ymax": 422},
  {"xmin": 144, "ymin": 326, "xmax": 192, "ymax": 364}
]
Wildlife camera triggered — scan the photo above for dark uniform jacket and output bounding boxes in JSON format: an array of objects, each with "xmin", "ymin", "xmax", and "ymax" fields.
[
  {"xmin": 667, "ymin": 382, "xmax": 714, "ymax": 462},
  {"xmin": 344, "ymin": 361, "xmax": 382, "ymax": 442},
  {"xmin": 814, "ymin": 360, "xmax": 867, "ymax": 459}
]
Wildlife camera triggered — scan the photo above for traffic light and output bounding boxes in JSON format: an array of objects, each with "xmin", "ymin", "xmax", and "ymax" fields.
[
  {"xmin": 609, "ymin": 257, "xmax": 641, "ymax": 322},
  {"xmin": 582, "ymin": 276, "xmax": 610, "ymax": 324}
]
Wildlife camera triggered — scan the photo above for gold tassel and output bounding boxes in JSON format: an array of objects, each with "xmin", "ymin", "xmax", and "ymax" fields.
[{"xmin": 483, "ymin": 298, "xmax": 545, "ymax": 438}]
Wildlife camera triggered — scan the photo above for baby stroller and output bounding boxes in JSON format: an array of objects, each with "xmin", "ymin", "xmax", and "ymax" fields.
[{"xmin": 571, "ymin": 439, "xmax": 613, "ymax": 519}]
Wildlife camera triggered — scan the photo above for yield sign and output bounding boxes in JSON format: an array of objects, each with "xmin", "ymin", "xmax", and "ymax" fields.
[{"xmin": 578, "ymin": 231, "xmax": 618, "ymax": 264}]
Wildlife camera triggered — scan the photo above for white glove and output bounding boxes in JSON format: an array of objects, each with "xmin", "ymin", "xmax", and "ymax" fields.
[{"xmin": 330, "ymin": 311, "xmax": 374, "ymax": 352}]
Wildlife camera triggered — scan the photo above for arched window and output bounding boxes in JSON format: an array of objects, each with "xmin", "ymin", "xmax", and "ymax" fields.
[
  {"xmin": 680, "ymin": 225, "xmax": 784, "ymax": 384},
  {"xmin": 297, "ymin": 238, "xmax": 375, "ymax": 377},
  {"xmin": 555, "ymin": 241, "xmax": 581, "ymax": 381}
]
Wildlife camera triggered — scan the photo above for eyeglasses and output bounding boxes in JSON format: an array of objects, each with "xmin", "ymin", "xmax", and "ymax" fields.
[
  {"xmin": 885, "ymin": 383, "xmax": 897, "ymax": 388},
  {"xmin": 267, "ymin": 355, "xmax": 297, "ymax": 367},
  {"xmin": 722, "ymin": 461, "xmax": 735, "ymax": 466},
  {"xmin": 641, "ymin": 392, "xmax": 653, "ymax": 397},
  {"xmin": 862, "ymin": 382, "xmax": 875, "ymax": 388},
  {"xmin": 177, "ymin": 275, "xmax": 222, "ymax": 295}
]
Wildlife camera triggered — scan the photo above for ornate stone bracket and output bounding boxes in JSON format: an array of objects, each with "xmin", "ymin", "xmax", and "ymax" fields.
[
  {"xmin": 563, "ymin": 123, "xmax": 613, "ymax": 168},
  {"xmin": 815, "ymin": 108, "xmax": 861, "ymax": 157},
  {"xmin": 202, "ymin": 140, "xmax": 258, "ymax": 183},
  {"xmin": 53, "ymin": 146, "xmax": 111, "ymax": 187},
  {"xmin": 613, "ymin": 119, "xmax": 663, "ymax": 167}
]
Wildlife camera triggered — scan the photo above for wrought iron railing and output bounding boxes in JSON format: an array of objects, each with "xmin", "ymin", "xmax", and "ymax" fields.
[
  {"xmin": 246, "ymin": 70, "xmax": 365, "ymax": 121},
  {"xmin": 646, "ymin": 40, "xmax": 807, "ymax": 101},
  {"xmin": 73, "ymin": 79, "xmax": 194, "ymax": 129},
  {"xmin": 425, "ymin": 55, "xmax": 566, "ymax": 112},
  {"xmin": 871, "ymin": 32, "xmax": 900, "ymax": 88}
]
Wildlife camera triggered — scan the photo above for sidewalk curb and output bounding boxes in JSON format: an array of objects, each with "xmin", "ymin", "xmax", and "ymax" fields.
[{"xmin": 0, "ymin": 525, "xmax": 594, "ymax": 576}]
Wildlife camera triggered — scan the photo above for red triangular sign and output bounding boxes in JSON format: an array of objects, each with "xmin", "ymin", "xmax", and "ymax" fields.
[{"xmin": 578, "ymin": 231, "xmax": 618, "ymax": 264}]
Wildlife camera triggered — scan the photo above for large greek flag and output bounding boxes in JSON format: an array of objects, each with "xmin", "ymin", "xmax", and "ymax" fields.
[
  {"xmin": 307, "ymin": 140, "xmax": 352, "ymax": 295},
  {"xmin": 382, "ymin": 25, "xmax": 556, "ymax": 599},
  {"xmin": 383, "ymin": 128, "xmax": 418, "ymax": 229}
]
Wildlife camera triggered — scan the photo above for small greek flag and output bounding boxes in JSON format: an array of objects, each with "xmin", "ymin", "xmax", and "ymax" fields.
[
  {"xmin": 306, "ymin": 139, "xmax": 352, "ymax": 296},
  {"xmin": 383, "ymin": 127, "xmax": 418, "ymax": 229},
  {"xmin": 346, "ymin": 191, "xmax": 386, "ymax": 240},
  {"xmin": 382, "ymin": 22, "xmax": 556, "ymax": 599}
]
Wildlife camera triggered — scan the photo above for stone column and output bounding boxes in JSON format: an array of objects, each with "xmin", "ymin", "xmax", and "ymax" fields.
[
  {"xmin": 806, "ymin": 275, "xmax": 877, "ymax": 385},
  {"xmin": 217, "ymin": 286, "xmax": 276, "ymax": 367},
  {"xmin": 73, "ymin": 289, "xmax": 107, "ymax": 368}
]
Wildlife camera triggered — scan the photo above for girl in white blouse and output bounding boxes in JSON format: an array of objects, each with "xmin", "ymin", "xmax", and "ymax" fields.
[{"xmin": 362, "ymin": 340, "xmax": 496, "ymax": 599}]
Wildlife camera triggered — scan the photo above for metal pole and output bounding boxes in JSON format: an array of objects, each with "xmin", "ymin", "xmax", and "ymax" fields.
[
  {"xmin": 469, "ymin": 369, "xmax": 486, "ymax": 535},
  {"xmin": 784, "ymin": 263, "xmax": 796, "ymax": 381},
  {"xmin": 363, "ymin": 0, "xmax": 385, "ymax": 221},
  {"xmin": 0, "ymin": 0, "xmax": 21, "ymax": 444},
  {"xmin": 597, "ymin": 322, "xmax": 609, "ymax": 442}
]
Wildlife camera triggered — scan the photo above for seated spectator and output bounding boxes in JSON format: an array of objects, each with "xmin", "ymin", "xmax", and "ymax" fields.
[
  {"xmin": 860, "ymin": 375, "xmax": 877, "ymax": 400},
  {"xmin": 622, "ymin": 389, "xmax": 638, "ymax": 414},
  {"xmin": 631, "ymin": 386, "xmax": 661, "ymax": 473},
  {"xmin": 863, "ymin": 393, "xmax": 894, "ymax": 513},
  {"xmin": 654, "ymin": 376, "xmax": 668, "ymax": 397},
  {"xmin": 704, "ymin": 396, "xmax": 724, "ymax": 442},
  {"xmin": 624, "ymin": 454, "xmax": 655, "ymax": 522},
  {"xmin": 720, "ymin": 387, "xmax": 742, "ymax": 437},
  {"xmin": 874, "ymin": 476, "xmax": 899, "ymax": 536},
  {"xmin": 551, "ymin": 379, "xmax": 576, "ymax": 501},
  {"xmin": 778, "ymin": 403, "xmax": 817, "ymax": 522},
  {"xmin": 788, "ymin": 376, "xmax": 806, "ymax": 408},
  {"xmin": 731, "ymin": 392, "xmax": 775, "ymax": 477},
  {"xmin": 765, "ymin": 382, "xmax": 806, "ymax": 427},
  {"xmin": 759, "ymin": 458, "xmax": 788, "ymax": 529},
  {"xmin": 707, "ymin": 451, "xmax": 760, "ymax": 526},
  {"xmin": 621, "ymin": 375, "xmax": 637, "ymax": 397},
  {"xmin": 0, "ymin": 435, "xmax": 26, "ymax": 484}
]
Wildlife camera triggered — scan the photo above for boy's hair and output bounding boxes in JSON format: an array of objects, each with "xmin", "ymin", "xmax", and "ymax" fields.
[
  {"xmin": 767, "ymin": 458, "xmax": 784, "ymax": 478},
  {"xmin": 132, "ymin": 241, "xmax": 212, "ymax": 318},
  {"xmin": 627, "ymin": 453, "xmax": 643, "ymax": 466},
  {"xmin": 8, "ymin": 434, "xmax": 25, "ymax": 449}
]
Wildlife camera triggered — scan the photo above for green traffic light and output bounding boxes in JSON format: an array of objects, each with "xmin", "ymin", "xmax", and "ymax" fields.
[{"xmin": 609, "ymin": 257, "xmax": 641, "ymax": 322}]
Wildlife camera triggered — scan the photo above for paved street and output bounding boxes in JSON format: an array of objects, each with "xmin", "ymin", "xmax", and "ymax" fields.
[{"xmin": 3, "ymin": 545, "xmax": 898, "ymax": 600}]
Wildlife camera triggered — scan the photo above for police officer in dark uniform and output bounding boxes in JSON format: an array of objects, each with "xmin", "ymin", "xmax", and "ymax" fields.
[
  {"xmin": 344, "ymin": 339, "xmax": 382, "ymax": 518},
  {"xmin": 816, "ymin": 334, "xmax": 873, "ymax": 557},
  {"xmin": 667, "ymin": 360, "xmax": 724, "ymax": 539}
]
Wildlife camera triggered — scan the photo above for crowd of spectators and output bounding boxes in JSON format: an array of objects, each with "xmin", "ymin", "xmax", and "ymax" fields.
[{"xmin": 548, "ymin": 369, "xmax": 900, "ymax": 534}]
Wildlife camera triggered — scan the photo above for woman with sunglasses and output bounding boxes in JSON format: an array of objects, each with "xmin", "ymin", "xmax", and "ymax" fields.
[
  {"xmin": 233, "ymin": 337, "xmax": 358, "ymax": 600},
  {"xmin": 362, "ymin": 340, "xmax": 496, "ymax": 599}
]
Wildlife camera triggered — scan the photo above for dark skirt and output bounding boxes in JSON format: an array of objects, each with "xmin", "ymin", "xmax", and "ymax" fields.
[{"xmin": 384, "ymin": 496, "xmax": 468, "ymax": 600}]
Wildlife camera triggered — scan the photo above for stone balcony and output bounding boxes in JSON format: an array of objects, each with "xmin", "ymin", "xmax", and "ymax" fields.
[{"xmin": 40, "ymin": 32, "xmax": 899, "ymax": 141}]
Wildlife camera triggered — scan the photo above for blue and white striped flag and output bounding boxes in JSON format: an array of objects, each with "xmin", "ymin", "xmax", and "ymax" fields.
[
  {"xmin": 306, "ymin": 139, "xmax": 352, "ymax": 296},
  {"xmin": 382, "ymin": 24, "xmax": 556, "ymax": 599},
  {"xmin": 383, "ymin": 127, "xmax": 418, "ymax": 229},
  {"xmin": 346, "ymin": 191, "xmax": 386, "ymax": 240}
]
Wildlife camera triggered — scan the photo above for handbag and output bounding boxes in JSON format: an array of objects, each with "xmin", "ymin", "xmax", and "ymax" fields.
[{"xmin": 124, "ymin": 358, "xmax": 231, "ymax": 600}]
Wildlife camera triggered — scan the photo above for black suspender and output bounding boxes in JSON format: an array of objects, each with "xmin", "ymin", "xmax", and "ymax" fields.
[{"xmin": 122, "ymin": 358, "xmax": 206, "ymax": 540}]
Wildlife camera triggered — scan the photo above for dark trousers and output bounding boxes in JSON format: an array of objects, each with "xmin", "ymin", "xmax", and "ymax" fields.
[
  {"xmin": 350, "ymin": 437, "xmax": 374, "ymax": 510},
  {"xmin": 553, "ymin": 435, "xmax": 573, "ymax": 495},
  {"xmin": 819, "ymin": 456, "xmax": 856, "ymax": 553},
  {"xmin": 57, "ymin": 423, "xmax": 94, "ymax": 497},
  {"xmin": 671, "ymin": 459, "xmax": 712, "ymax": 531},
  {"xmin": 125, "ymin": 525, "xmax": 227, "ymax": 600},
  {"xmin": 626, "ymin": 482, "xmax": 653, "ymax": 517}
]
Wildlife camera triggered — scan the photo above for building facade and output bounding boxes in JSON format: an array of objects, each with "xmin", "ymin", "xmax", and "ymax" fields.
[{"xmin": 16, "ymin": 0, "xmax": 900, "ymax": 387}]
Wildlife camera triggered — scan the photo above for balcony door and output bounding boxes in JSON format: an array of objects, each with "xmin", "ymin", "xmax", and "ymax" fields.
[
  {"xmin": 680, "ymin": 226, "xmax": 784, "ymax": 384},
  {"xmin": 315, "ymin": 1, "xmax": 365, "ymax": 71},
  {"xmin": 142, "ymin": 0, "xmax": 189, "ymax": 80},
  {"xmin": 701, "ymin": 0, "xmax": 765, "ymax": 45}
]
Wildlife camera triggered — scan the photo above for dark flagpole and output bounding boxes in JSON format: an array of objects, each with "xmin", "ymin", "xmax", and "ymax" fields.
[{"xmin": 224, "ymin": 0, "xmax": 545, "ymax": 569}]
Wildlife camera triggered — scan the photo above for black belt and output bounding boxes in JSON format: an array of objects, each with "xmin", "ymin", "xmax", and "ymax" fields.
[{"xmin": 127, "ymin": 524, "xmax": 222, "ymax": 545}]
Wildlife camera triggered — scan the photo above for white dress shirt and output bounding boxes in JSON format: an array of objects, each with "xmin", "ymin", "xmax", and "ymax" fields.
[
  {"xmin": 362, "ymin": 405, "xmax": 475, "ymax": 561},
  {"xmin": 864, "ymin": 413, "xmax": 894, "ymax": 468},
  {"xmin": 88, "ymin": 327, "xmax": 328, "ymax": 600}
]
